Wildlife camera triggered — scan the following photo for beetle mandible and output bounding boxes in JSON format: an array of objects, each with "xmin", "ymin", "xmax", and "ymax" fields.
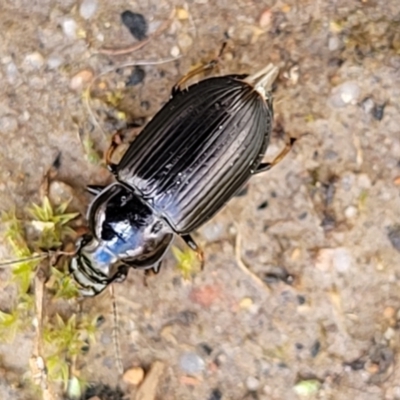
[{"xmin": 69, "ymin": 59, "xmax": 295, "ymax": 296}]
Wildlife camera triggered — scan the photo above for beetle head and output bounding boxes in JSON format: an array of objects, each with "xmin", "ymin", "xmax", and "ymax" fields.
[{"xmin": 69, "ymin": 183, "xmax": 174, "ymax": 296}]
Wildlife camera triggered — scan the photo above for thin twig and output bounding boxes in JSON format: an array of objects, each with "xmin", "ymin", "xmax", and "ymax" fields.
[
  {"xmin": 234, "ymin": 226, "xmax": 271, "ymax": 293},
  {"xmin": 109, "ymin": 284, "xmax": 124, "ymax": 375},
  {"xmin": 30, "ymin": 261, "xmax": 55, "ymax": 400},
  {"xmin": 0, "ymin": 253, "xmax": 48, "ymax": 267}
]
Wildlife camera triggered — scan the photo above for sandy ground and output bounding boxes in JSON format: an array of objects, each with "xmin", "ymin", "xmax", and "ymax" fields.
[{"xmin": 1, "ymin": 0, "xmax": 400, "ymax": 399}]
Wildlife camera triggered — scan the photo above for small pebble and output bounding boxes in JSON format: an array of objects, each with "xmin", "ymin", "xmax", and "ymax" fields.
[
  {"xmin": 79, "ymin": 0, "xmax": 98, "ymax": 20},
  {"xmin": 5, "ymin": 62, "xmax": 19, "ymax": 84},
  {"xmin": 293, "ymin": 380, "xmax": 321, "ymax": 396},
  {"xmin": 70, "ymin": 68, "xmax": 94, "ymax": 91},
  {"xmin": 239, "ymin": 297, "xmax": 253, "ymax": 309},
  {"xmin": 126, "ymin": 66, "xmax": 146, "ymax": 86},
  {"xmin": 310, "ymin": 340, "xmax": 321, "ymax": 357},
  {"xmin": 62, "ymin": 19, "xmax": 77, "ymax": 38},
  {"xmin": 372, "ymin": 103, "xmax": 385, "ymax": 121},
  {"xmin": 123, "ymin": 367, "xmax": 145, "ymax": 386},
  {"xmin": 388, "ymin": 226, "xmax": 400, "ymax": 253},
  {"xmin": 176, "ymin": 7, "xmax": 189, "ymax": 20},
  {"xmin": 384, "ymin": 327, "xmax": 395, "ymax": 341},
  {"xmin": 170, "ymin": 45, "xmax": 180, "ymax": 57},
  {"xmin": 344, "ymin": 205, "xmax": 358, "ymax": 219},
  {"xmin": 100, "ymin": 333, "xmax": 112, "ymax": 345},
  {"xmin": 259, "ymin": 8, "xmax": 272, "ymax": 29},
  {"xmin": 179, "ymin": 352, "xmax": 205, "ymax": 375},
  {"xmin": 383, "ymin": 306, "xmax": 396, "ymax": 319},
  {"xmin": 257, "ymin": 200, "xmax": 268, "ymax": 210},
  {"xmin": 360, "ymin": 97, "xmax": 375, "ymax": 114},
  {"xmin": 328, "ymin": 36, "xmax": 341, "ymax": 51},
  {"xmin": 48, "ymin": 181, "xmax": 75, "ymax": 208},
  {"xmin": 246, "ymin": 376, "xmax": 260, "ymax": 391},
  {"xmin": 0, "ymin": 116, "xmax": 18, "ymax": 134},
  {"xmin": 264, "ymin": 266, "xmax": 292, "ymax": 284},
  {"xmin": 208, "ymin": 388, "xmax": 222, "ymax": 400},
  {"xmin": 329, "ymin": 81, "xmax": 360, "ymax": 108},
  {"xmin": 121, "ymin": 11, "xmax": 148, "ymax": 40},
  {"xmin": 47, "ymin": 56, "xmax": 63, "ymax": 69},
  {"xmin": 316, "ymin": 247, "xmax": 352, "ymax": 273},
  {"xmin": 200, "ymin": 222, "xmax": 225, "ymax": 242},
  {"xmin": 178, "ymin": 34, "xmax": 193, "ymax": 51},
  {"xmin": 23, "ymin": 52, "xmax": 44, "ymax": 69}
]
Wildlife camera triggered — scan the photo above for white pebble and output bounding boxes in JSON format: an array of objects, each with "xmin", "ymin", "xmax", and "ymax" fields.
[
  {"xmin": 316, "ymin": 247, "xmax": 352, "ymax": 273},
  {"xmin": 384, "ymin": 327, "xmax": 395, "ymax": 341},
  {"xmin": 23, "ymin": 52, "xmax": 44, "ymax": 69},
  {"xmin": 357, "ymin": 173, "xmax": 371, "ymax": 189},
  {"xmin": 0, "ymin": 116, "xmax": 18, "ymax": 134},
  {"xmin": 6, "ymin": 62, "xmax": 19, "ymax": 84},
  {"xmin": 344, "ymin": 205, "xmax": 358, "ymax": 219},
  {"xmin": 332, "ymin": 247, "xmax": 352, "ymax": 273},
  {"xmin": 170, "ymin": 45, "xmax": 180, "ymax": 57},
  {"xmin": 329, "ymin": 81, "xmax": 360, "ymax": 108},
  {"xmin": 246, "ymin": 376, "xmax": 260, "ymax": 391},
  {"xmin": 47, "ymin": 56, "xmax": 63, "ymax": 69},
  {"xmin": 62, "ymin": 19, "xmax": 77, "ymax": 39},
  {"xmin": 328, "ymin": 36, "xmax": 341, "ymax": 51},
  {"xmin": 79, "ymin": 0, "xmax": 98, "ymax": 20}
]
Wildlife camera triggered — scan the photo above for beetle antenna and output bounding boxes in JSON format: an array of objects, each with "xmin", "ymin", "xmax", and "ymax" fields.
[
  {"xmin": 0, "ymin": 253, "xmax": 49, "ymax": 267},
  {"xmin": 109, "ymin": 284, "xmax": 124, "ymax": 375}
]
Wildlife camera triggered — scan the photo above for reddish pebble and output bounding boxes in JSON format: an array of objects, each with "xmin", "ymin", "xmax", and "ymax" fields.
[
  {"xmin": 189, "ymin": 285, "xmax": 220, "ymax": 307},
  {"xmin": 259, "ymin": 8, "xmax": 272, "ymax": 29}
]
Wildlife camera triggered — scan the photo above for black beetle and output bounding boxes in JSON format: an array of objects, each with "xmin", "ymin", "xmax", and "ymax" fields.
[{"xmin": 69, "ymin": 62, "xmax": 294, "ymax": 296}]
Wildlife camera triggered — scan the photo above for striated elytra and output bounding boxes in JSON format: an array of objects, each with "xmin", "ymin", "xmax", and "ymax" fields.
[{"xmin": 70, "ymin": 63, "xmax": 293, "ymax": 295}]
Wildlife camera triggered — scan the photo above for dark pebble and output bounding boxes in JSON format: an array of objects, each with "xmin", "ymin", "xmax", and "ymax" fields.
[
  {"xmin": 175, "ymin": 310, "xmax": 198, "ymax": 325},
  {"xmin": 369, "ymin": 344, "xmax": 394, "ymax": 374},
  {"xmin": 208, "ymin": 389, "xmax": 222, "ymax": 400},
  {"xmin": 388, "ymin": 225, "xmax": 400, "ymax": 252},
  {"xmin": 126, "ymin": 66, "xmax": 146, "ymax": 86},
  {"xmin": 52, "ymin": 152, "xmax": 62, "ymax": 169},
  {"xmin": 82, "ymin": 384, "xmax": 125, "ymax": 400},
  {"xmin": 298, "ymin": 211, "xmax": 307, "ymax": 220},
  {"xmin": 264, "ymin": 266, "xmax": 293, "ymax": 285},
  {"xmin": 344, "ymin": 358, "xmax": 365, "ymax": 370},
  {"xmin": 121, "ymin": 10, "xmax": 148, "ymax": 41},
  {"xmin": 96, "ymin": 315, "xmax": 106, "ymax": 327},
  {"xmin": 297, "ymin": 295, "xmax": 306, "ymax": 305},
  {"xmin": 328, "ymin": 57, "xmax": 344, "ymax": 67},
  {"xmin": 257, "ymin": 200, "xmax": 268, "ymax": 210},
  {"xmin": 321, "ymin": 213, "xmax": 336, "ymax": 231},
  {"xmin": 372, "ymin": 103, "xmax": 385, "ymax": 121},
  {"xmin": 198, "ymin": 343, "xmax": 213, "ymax": 356},
  {"xmin": 81, "ymin": 343, "xmax": 90, "ymax": 354},
  {"xmin": 310, "ymin": 340, "xmax": 321, "ymax": 357},
  {"xmin": 141, "ymin": 100, "xmax": 150, "ymax": 110},
  {"xmin": 295, "ymin": 343, "xmax": 304, "ymax": 350}
]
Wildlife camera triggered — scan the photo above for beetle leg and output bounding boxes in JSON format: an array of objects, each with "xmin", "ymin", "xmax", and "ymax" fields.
[
  {"xmin": 171, "ymin": 42, "xmax": 227, "ymax": 96},
  {"xmin": 255, "ymin": 137, "xmax": 296, "ymax": 174},
  {"xmin": 105, "ymin": 130, "xmax": 124, "ymax": 175},
  {"xmin": 181, "ymin": 234, "xmax": 204, "ymax": 270},
  {"xmin": 143, "ymin": 262, "xmax": 162, "ymax": 286},
  {"xmin": 86, "ymin": 185, "xmax": 105, "ymax": 196}
]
